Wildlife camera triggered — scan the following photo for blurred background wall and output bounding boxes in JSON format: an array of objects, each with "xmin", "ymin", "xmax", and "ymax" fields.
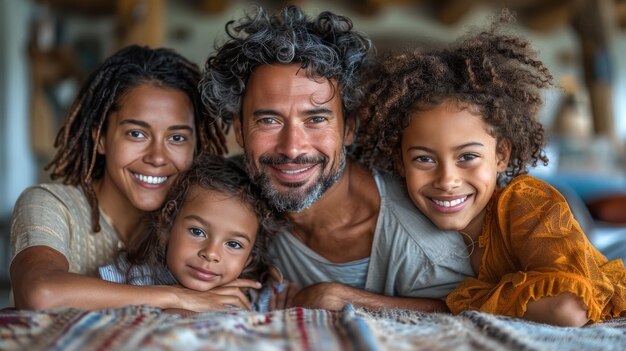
[{"xmin": 2, "ymin": 0, "xmax": 626, "ymax": 300}]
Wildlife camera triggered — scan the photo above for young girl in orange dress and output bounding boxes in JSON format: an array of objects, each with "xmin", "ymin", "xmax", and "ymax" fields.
[{"xmin": 357, "ymin": 21, "xmax": 626, "ymax": 326}]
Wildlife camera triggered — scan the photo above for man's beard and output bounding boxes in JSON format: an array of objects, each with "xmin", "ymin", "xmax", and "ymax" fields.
[{"xmin": 245, "ymin": 148, "xmax": 347, "ymax": 213}]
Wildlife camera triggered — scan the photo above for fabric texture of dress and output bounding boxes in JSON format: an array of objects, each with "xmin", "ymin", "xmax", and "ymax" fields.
[{"xmin": 446, "ymin": 175, "xmax": 626, "ymax": 322}]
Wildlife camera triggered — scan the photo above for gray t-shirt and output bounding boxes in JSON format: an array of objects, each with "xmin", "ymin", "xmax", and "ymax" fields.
[{"xmin": 269, "ymin": 171, "xmax": 474, "ymax": 299}]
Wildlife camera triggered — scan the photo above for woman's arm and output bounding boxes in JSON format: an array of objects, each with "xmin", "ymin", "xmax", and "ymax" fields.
[{"xmin": 11, "ymin": 246, "xmax": 260, "ymax": 311}]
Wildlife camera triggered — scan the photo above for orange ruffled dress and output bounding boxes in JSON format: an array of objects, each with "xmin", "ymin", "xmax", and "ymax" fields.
[{"xmin": 446, "ymin": 175, "xmax": 626, "ymax": 322}]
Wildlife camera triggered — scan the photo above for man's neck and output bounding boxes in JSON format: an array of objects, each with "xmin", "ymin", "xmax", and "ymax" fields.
[{"xmin": 285, "ymin": 160, "xmax": 380, "ymax": 263}]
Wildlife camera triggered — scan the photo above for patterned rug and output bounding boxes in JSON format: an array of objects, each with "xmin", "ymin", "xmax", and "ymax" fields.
[{"xmin": 1, "ymin": 304, "xmax": 625, "ymax": 350}]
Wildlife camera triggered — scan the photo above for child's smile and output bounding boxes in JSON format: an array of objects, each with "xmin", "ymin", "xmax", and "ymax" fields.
[
  {"xmin": 166, "ymin": 186, "xmax": 259, "ymax": 291},
  {"xmin": 398, "ymin": 100, "xmax": 510, "ymax": 239}
]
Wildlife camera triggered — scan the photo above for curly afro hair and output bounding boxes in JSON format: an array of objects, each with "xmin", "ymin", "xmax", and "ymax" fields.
[{"xmin": 356, "ymin": 14, "xmax": 553, "ymax": 185}]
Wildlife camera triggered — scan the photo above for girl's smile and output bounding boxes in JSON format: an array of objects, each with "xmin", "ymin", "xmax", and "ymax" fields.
[{"xmin": 398, "ymin": 100, "xmax": 510, "ymax": 240}]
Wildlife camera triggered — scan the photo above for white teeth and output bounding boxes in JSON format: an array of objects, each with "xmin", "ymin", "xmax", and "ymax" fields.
[
  {"xmin": 133, "ymin": 173, "xmax": 168, "ymax": 184},
  {"xmin": 433, "ymin": 196, "xmax": 468, "ymax": 207},
  {"xmin": 281, "ymin": 167, "xmax": 311, "ymax": 174}
]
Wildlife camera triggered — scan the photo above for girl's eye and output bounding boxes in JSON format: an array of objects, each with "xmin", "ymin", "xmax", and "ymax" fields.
[
  {"xmin": 128, "ymin": 130, "xmax": 146, "ymax": 139},
  {"xmin": 189, "ymin": 227, "xmax": 206, "ymax": 238},
  {"xmin": 459, "ymin": 153, "xmax": 478, "ymax": 162},
  {"xmin": 412, "ymin": 155, "xmax": 434, "ymax": 163},
  {"xmin": 225, "ymin": 241, "xmax": 243, "ymax": 249},
  {"xmin": 169, "ymin": 134, "xmax": 187, "ymax": 143}
]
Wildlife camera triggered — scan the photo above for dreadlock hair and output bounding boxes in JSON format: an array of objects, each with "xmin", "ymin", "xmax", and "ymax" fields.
[
  {"xmin": 124, "ymin": 154, "xmax": 284, "ymax": 284},
  {"xmin": 200, "ymin": 4, "xmax": 374, "ymax": 129},
  {"xmin": 357, "ymin": 12, "xmax": 553, "ymax": 185},
  {"xmin": 45, "ymin": 45, "xmax": 228, "ymax": 233}
]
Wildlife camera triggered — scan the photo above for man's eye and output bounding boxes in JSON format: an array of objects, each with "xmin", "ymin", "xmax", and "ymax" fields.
[
  {"xmin": 258, "ymin": 117, "xmax": 277, "ymax": 125},
  {"xmin": 189, "ymin": 228, "xmax": 206, "ymax": 238},
  {"xmin": 309, "ymin": 116, "xmax": 328, "ymax": 124},
  {"xmin": 225, "ymin": 241, "xmax": 243, "ymax": 249}
]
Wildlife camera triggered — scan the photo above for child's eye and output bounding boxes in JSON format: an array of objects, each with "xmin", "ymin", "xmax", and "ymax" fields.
[
  {"xmin": 189, "ymin": 227, "xmax": 206, "ymax": 238},
  {"xmin": 225, "ymin": 241, "xmax": 243, "ymax": 249},
  {"xmin": 412, "ymin": 155, "xmax": 435, "ymax": 163},
  {"xmin": 459, "ymin": 153, "xmax": 478, "ymax": 162},
  {"xmin": 128, "ymin": 130, "xmax": 146, "ymax": 139},
  {"xmin": 169, "ymin": 134, "xmax": 187, "ymax": 143}
]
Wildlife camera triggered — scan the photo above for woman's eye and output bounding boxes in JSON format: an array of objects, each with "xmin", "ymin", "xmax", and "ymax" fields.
[
  {"xmin": 189, "ymin": 227, "xmax": 206, "ymax": 238},
  {"xmin": 225, "ymin": 241, "xmax": 243, "ymax": 249},
  {"xmin": 128, "ymin": 130, "xmax": 146, "ymax": 139}
]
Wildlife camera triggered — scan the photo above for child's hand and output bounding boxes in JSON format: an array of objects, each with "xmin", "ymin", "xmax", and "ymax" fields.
[{"xmin": 173, "ymin": 279, "xmax": 261, "ymax": 311}]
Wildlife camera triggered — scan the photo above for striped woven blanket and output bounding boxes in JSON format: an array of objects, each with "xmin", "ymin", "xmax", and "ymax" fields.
[{"xmin": 1, "ymin": 304, "xmax": 625, "ymax": 350}]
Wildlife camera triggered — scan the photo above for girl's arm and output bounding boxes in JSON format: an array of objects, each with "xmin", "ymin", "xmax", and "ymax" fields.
[
  {"xmin": 11, "ymin": 246, "xmax": 260, "ymax": 311},
  {"xmin": 524, "ymin": 292, "xmax": 589, "ymax": 327},
  {"xmin": 447, "ymin": 177, "xmax": 602, "ymax": 325}
]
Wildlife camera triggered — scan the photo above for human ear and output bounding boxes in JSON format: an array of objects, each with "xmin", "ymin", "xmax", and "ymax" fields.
[
  {"xmin": 92, "ymin": 128, "xmax": 106, "ymax": 155},
  {"xmin": 496, "ymin": 139, "xmax": 512, "ymax": 172},
  {"xmin": 395, "ymin": 152, "xmax": 407, "ymax": 178},
  {"xmin": 233, "ymin": 114, "xmax": 244, "ymax": 148},
  {"xmin": 244, "ymin": 254, "xmax": 253, "ymax": 269},
  {"xmin": 343, "ymin": 115, "xmax": 357, "ymax": 146}
]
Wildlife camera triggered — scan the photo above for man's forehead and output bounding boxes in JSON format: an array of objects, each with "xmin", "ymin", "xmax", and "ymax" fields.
[
  {"xmin": 249, "ymin": 63, "xmax": 336, "ymax": 86},
  {"xmin": 244, "ymin": 64, "xmax": 341, "ymax": 109}
]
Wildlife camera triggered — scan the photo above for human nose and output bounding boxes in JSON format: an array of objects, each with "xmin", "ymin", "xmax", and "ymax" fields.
[
  {"xmin": 276, "ymin": 122, "xmax": 308, "ymax": 160},
  {"xmin": 143, "ymin": 140, "xmax": 167, "ymax": 167},
  {"xmin": 198, "ymin": 242, "xmax": 221, "ymax": 262},
  {"xmin": 433, "ymin": 162, "xmax": 461, "ymax": 191}
]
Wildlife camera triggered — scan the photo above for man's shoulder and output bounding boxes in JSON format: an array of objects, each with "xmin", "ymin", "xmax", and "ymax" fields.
[
  {"xmin": 374, "ymin": 171, "xmax": 427, "ymax": 223},
  {"xmin": 373, "ymin": 171, "xmax": 463, "ymax": 250}
]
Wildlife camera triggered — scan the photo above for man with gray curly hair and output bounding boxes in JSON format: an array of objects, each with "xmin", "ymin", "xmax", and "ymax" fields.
[{"xmin": 200, "ymin": 5, "xmax": 472, "ymax": 311}]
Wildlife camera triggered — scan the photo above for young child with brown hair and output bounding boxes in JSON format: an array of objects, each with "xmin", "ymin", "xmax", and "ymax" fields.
[
  {"xmin": 100, "ymin": 155, "xmax": 284, "ymax": 311},
  {"xmin": 357, "ymin": 17, "xmax": 626, "ymax": 326}
]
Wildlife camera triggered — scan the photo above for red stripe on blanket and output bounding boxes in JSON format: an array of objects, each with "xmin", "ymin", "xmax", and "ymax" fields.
[{"xmin": 295, "ymin": 307, "xmax": 311, "ymax": 351}]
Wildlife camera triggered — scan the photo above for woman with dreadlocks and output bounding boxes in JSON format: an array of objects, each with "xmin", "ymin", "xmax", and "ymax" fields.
[{"xmin": 10, "ymin": 45, "xmax": 261, "ymax": 311}]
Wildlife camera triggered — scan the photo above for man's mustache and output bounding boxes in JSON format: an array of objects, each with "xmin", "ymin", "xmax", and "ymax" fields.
[{"xmin": 259, "ymin": 155, "xmax": 327, "ymax": 165}]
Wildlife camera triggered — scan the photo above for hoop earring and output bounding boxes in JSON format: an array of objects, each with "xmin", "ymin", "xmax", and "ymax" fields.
[{"xmin": 458, "ymin": 231, "xmax": 476, "ymax": 258}]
